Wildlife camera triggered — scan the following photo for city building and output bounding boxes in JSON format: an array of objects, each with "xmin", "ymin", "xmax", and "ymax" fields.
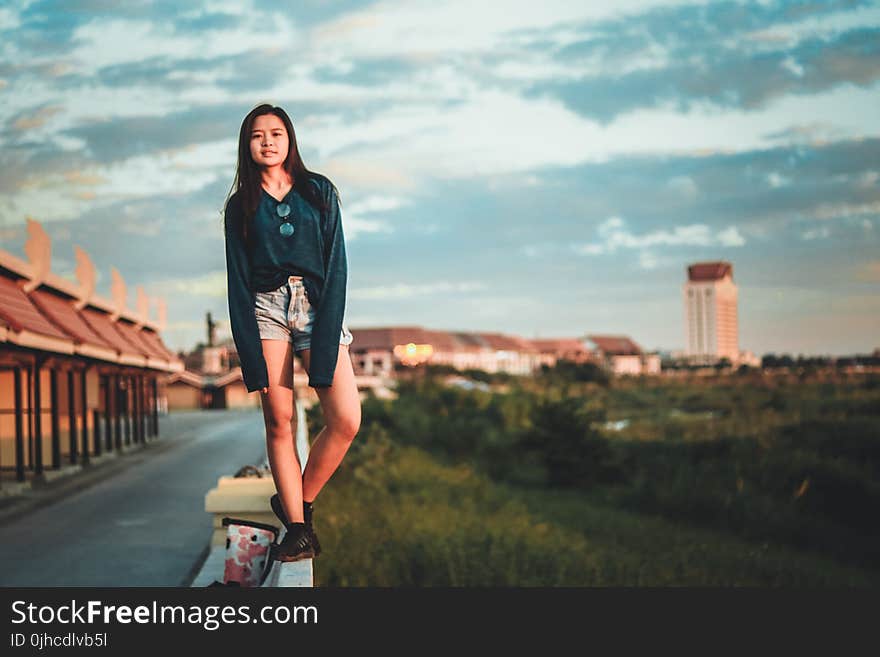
[
  {"xmin": 173, "ymin": 324, "xmax": 666, "ymax": 411},
  {"xmin": 529, "ymin": 337, "xmax": 594, "ymax": 366},
  {"xmin": 0, "ymin": 218, "xmax": 182, "ymax": 487},
  {"xmin": 347, "ymin": 327, "xmax": 545, "ymax": 377},
  {"xmin": 584, "ymin": 335, "xmax": 660, "ymax": 375},
  {"xmin": 683, "ymin": 261, "xmax": 739, "ymax": 365}
]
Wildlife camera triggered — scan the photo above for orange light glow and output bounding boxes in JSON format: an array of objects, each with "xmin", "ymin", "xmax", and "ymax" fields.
[{"xmin": 393, "ymin": 343, "xmax": 434, "ymax": 366}]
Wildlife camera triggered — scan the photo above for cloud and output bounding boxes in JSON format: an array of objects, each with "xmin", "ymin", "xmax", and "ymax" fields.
[
  {"xmin": 0, "ymin": 0, "xmax": 877, "ymax": 356},
  {"xmin": 666, "ymin": 175, "xmax": 698, "ymax": 199},
  {"xmin": 312, "ymin": 54, "xmax": 426, "ymax": 87},
  {"xmin": 346, "ymin": 194, "xmax": 410, "ymax": 213},
  {"xmin": 11, "ymin": 104, "xmax": 64, "ymax": 130},
  {"xmin": 575, "ymin": 215, "xmax": 746, "ymax": 255},
  {"xmin": 717, "ymin": 226, "xmax": 746, "ymax": 246},
  {"xmin": 530, "ymin": 27, "xmax": 880, "ymax": 123},
  {"xmin": 309, "ymin": 0, "xmax": 682, "ymax": 57},
  {"xmin": 762, "ymin": 120, "xmax": 849, "ymax": 143},
  {"xmin": 810, "ymin": 200, "xmax": 880, "ymax": 220},
  {"xmin": 351, "ymin": 279, "xmax": 488, "ymax": 300},
  {"xmin": 801, "ymin": 225, "xmax": 832, "ymax": 240},
  {"xmin": 523, "ymin": 3, "xmax": 880, "ymax": 123},
  {"xmin": 119, "ymin": 217, "xmax": 164, "ymax": 237},
  {"xmin": 329, "ymin": 193, "xmax": 410, "ymax": 238},
  {"xmin": 155, "ymin": 270, "xmax": 228, "ymax": 298}
]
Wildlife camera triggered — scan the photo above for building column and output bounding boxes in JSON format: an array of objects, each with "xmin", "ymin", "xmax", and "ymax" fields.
[
  {"xmin": 131, "ymin": 375, "xmax": 138, "ymax": 444},
  {"xmin": 93, "ymin": 408, "xmax": 102, "ymax": 457},
  {"xmin": 151, "ymin": 378, "xmax": 159, "ymax": 438},
  {"xmin": 129, "ymin": 375, "xmax": 135, "ymax": 445},
  {"xmin": 50, "ymin": 368, "xmax": 60, "ymax": 469},
  {"xmin": 124, "ymin": 375, "xmax": 132, "ymax": 446},
  {"xmin": 145, "ymin": 376, "xmax": 153, "ymax": 439},
  {"xmin": 80, "ymin": 368, "xmax": 90, "ymax": 465},
  {"xmin": 136, "ymin": 375, "xmax": 143, "ymax": 444},
  {"xmin": 139, "ymin": 376, "xmax": 146, "ymax": 443},
  {"xmin": 33, "ymin": 362, "xmax": 43, "ymax": 476},
  {"xmin": 14, "ymin": 367, "xmax": 24, "ymax": 482},
  {"xmin": 102, "ymin": 375, "xmax": 111, "ymax": 453},
  {"xmin": 67, "ymin": 369, "xmax": 78, "ymax": 465},
  {"xmin": 113, "ymin": 373, "xmax": 122, "ymax": 451}
]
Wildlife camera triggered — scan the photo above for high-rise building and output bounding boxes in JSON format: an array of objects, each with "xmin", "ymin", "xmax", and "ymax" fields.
[{"xmin": 683, "ymin": 261, "xmax": 739, "ymax": 364}]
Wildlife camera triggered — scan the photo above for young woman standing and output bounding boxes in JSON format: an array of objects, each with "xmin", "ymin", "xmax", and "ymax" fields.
[{"xmin": 223, "ymin": 104, "xmax": 361, "ymax": 562}]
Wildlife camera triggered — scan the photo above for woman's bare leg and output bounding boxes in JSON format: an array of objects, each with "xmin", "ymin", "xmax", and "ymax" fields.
[
  {"xmin": 298, "ymin": 345, "xmax": 361, "ymax": 502},
  {"xmin": 259, "ymin": 338, "xmax": 304, "ymax": 523}
]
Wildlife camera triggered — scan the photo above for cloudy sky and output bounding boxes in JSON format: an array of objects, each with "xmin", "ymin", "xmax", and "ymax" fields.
[{"xmin": 1, "ymin": 0, "xmax": 878, "ymax": 357}]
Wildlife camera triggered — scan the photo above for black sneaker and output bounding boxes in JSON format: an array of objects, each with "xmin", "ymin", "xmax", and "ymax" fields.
[
  {"xmin": 270, "ymin": 494, "xmax": 322, "ymax": 556},
  {"xmin": 273, "ymin": 523, "xmax": 315, "ymax": 562}
]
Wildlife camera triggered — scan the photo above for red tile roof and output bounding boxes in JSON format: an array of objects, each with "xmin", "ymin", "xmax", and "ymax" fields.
[
  {"xmin": 349, "ymin": 326, "xmax": 431, "ymax": 350},
  {"xmin": 586, "ymin": 335, "xmax": 642, "ymax": 355},
  {"xmin": 450, "ymin": 332, "xmax": 488, "ymax": 350},
  {"xmin": 530, "ymin": 338, "xmax": 591, "ymax": 353},
  {"xmin": 28, "ymin": 288, "xmax": 114, "ymax": 349},
  {"xmin": 113, "ymin": 320, "xmax": 167, "ymax": 359},
  {"xmin": 349, "ymin": 327, "xmax": 544, "ymax": 353},
  {"xmin": 166, "ymin": 370, "xmax": 205, "ymax": 388},
  {"xmin": 80, "ymin": 307, "xmax": 142, "ymax": 356},
  {"xmin": 139, "ymin": 328, "xmax": 177, "ymax": 360},
  {"xmin": 2, "ymin": 244, "xmax": 181, "ymax": 372},
  {"xmin": 688, "ymin": 261, "xmax": 733, "ymax": 282},
  {"xmin": 477, "ymin": 333, "xmax": 538, "ymax": 352},
  {"xmin": 420, "ymin": 329, "xmax": 460, "ymax": 351},
  {"xmin": 502, "ymin": 334, "xmax": 541, "ymax": 353},
  {"xmin": 0, "ymin": 277, "xmax": 69, "ymax": 340}
]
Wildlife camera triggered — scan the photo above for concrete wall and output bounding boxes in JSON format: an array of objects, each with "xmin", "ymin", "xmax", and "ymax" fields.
[
  {"xmin": 225, "ymin": 382, "xmax": 260, "ymax": 409},
  {"xmin": 166, "ymin": 383, "xmax": 201, "ymax": 410}
]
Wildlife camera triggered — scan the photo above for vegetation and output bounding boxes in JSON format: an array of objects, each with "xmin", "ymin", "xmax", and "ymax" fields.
[{"xmin": 306, "ymin": 367, "xmax": 880, "ymax": 586}]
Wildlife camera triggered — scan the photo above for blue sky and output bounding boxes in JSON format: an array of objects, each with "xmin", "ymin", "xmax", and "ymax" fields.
[{"xmin": 0, "ymin": 0, "xmax": 878, "ymax": 357}]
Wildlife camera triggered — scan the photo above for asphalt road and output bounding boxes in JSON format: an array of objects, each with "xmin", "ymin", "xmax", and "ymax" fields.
[{"xmin": 0, "ymin": 409, "xmax": 269, "ymax": 587}]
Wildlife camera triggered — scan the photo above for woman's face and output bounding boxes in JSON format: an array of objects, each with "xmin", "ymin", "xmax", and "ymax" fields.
[{"xmin": 249, "ymin": 114, "xmax": 290, "ymax": 169}]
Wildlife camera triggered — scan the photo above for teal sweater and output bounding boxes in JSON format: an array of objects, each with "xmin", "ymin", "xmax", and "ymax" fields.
[{"xmin": 224, "ymin": 175, "xmax": 347, "ymax": 391}]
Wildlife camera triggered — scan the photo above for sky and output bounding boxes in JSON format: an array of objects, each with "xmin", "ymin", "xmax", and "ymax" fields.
[{"xmin": 0, "ymin": 0, "xmax": 878, "ymax": 358}]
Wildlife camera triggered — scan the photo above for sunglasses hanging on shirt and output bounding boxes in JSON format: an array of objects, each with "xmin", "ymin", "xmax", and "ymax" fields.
[{"xmin": 276, "ymin": 202, "xmax": 294, "ymax": 237}]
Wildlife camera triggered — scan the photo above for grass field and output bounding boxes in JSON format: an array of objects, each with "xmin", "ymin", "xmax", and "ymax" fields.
[{"xmin": 309, "ymin": 368, "xmax": 879, "ymax": 586}]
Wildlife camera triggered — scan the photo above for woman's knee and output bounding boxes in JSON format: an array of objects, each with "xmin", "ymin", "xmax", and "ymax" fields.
[
  {"xmin": 329, "ymin": 411, "xmax": 361, "ymax": 442},
  {"xmin": 264, "ymin": 411, "xmax": 295, "ymax": 436}
]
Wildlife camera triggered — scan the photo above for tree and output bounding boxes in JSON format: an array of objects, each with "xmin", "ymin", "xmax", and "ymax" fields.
[{"xmin": 517, "ymin": 396, "xmax": 614, "ymax": 488}]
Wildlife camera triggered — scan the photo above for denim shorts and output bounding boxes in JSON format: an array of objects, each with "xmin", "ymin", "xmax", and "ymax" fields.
[{"xmin": 254, "ymin": 275, "xmax": 353, "ymax": 352}]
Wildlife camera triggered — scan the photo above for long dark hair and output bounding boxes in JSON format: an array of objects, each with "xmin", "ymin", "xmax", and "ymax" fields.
[{"xmin": 223, "ymin": 103, "xmax": 340, "ymax": 242}]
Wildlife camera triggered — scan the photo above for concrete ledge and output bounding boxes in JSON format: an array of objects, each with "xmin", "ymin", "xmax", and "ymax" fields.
[
  {"xmin": 261, "ymin": 541, "xmax": 314, "ymax": 587},
  {"xmin": 0, "ymin": 480, "xmax": 31, "ymax": 498},
  {"xmin": 204, "ymin": 475, "xmax": 279, "ymax": 547},
  {"xmin": 189, "ymin": 524, "xmax": 314, "ymax": 587},
  {"xmin": 189, "ymin": 544, "xmax": 227, "ymax": 587},
  {"xmin": 36, "ymin": 463, "xmax": 84, "ymax": 484},
  {"xmin": 261, "ymin": 519, "xmax": 314, "ymax": 587}
]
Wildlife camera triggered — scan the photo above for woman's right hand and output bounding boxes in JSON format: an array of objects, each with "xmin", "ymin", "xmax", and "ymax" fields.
[{"xmin": 261, "ymin": 386, "xmax": 269, "ymax": 395}]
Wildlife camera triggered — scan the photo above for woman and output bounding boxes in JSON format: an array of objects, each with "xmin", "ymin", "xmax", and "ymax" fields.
[{"xmin": 223, "ymin": 104, "xmax": 362, "ymax": 563}]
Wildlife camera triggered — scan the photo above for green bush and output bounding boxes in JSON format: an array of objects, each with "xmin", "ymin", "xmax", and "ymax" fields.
[
  {"xmin": 334, "ymin": 370, "xmax": 880, "ymax": 573},
  {"xmin": 312, "ymin": 429, "xmax": 876, "ymax": 586}
]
